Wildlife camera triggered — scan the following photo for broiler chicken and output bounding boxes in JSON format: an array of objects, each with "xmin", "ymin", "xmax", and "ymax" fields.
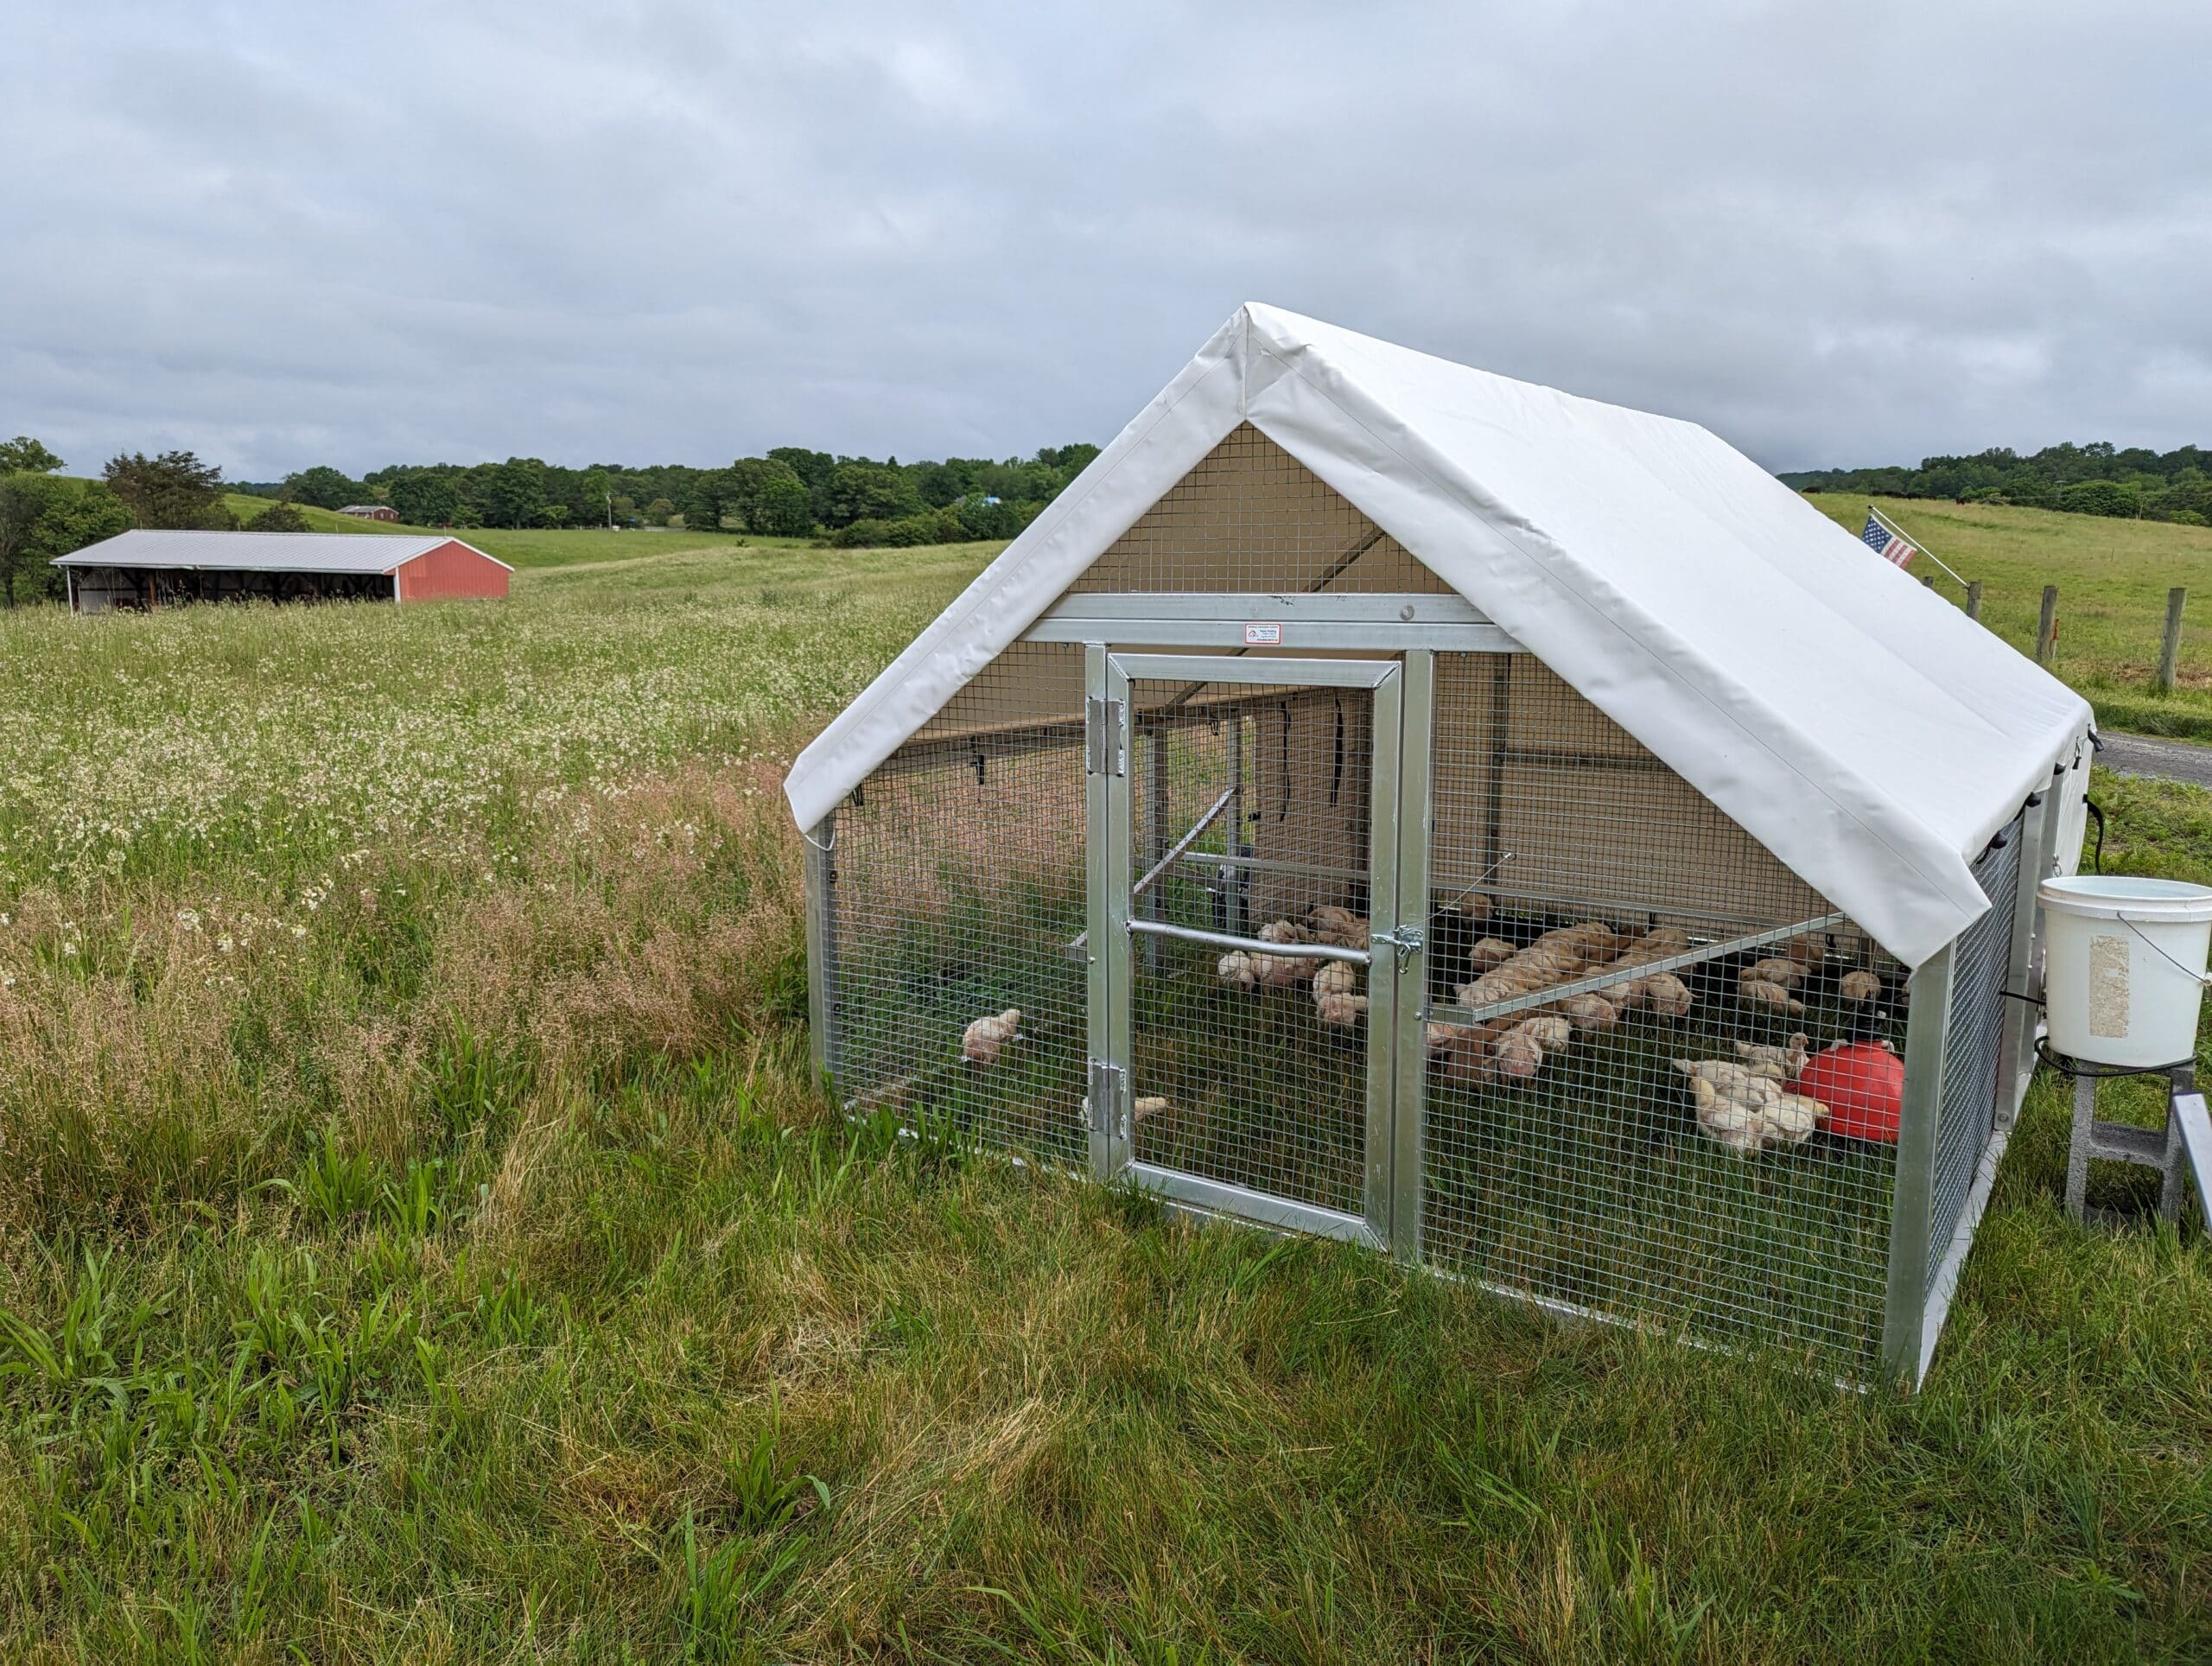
[{"xmin": 963, "ymin": 1008, "xmax": 1021, "ymax": 1067}]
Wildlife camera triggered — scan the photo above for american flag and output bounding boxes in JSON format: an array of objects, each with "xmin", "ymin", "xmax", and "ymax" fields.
[{"xmin": 1861, "ymin": 512, "xmax": 1917, "ymax": 569}]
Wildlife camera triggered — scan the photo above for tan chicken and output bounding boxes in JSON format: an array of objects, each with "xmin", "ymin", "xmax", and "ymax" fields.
[
  {"xmin": 1740, "ymin": 980, "xmax": 1805, "ymax": 1015},
  {"xmin": 963, "ymin": 1008, "xmax": 1021, "ymax": 1067},
  {"xmin": 1734, "ymin": 1033, "xmax": 1810, "ymax": 1079},
  {"xmin": 1839, "ymin": 969, "xmax": 1883, "ymax": 1003},
  {"xmin": 1677, "ymin": 1056, "xmax": 1830, "ymax": 1156}
]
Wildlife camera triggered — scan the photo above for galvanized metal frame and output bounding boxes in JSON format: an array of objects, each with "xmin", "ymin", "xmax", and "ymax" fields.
[
  {"xmin": 1389, "ymin": 649, "xmax": 1436, "ymax": 1262},
  {"xmin": 1096, "ymin": 649, "xmax": 1403, "ymax": 1248},
  {"xmin": 1881, "ymin": 940, "xmax": 1955, "ymax": 1387},
  {"xmin": 797, "ymin": 588, "xmax": 2069, "ymax": 1392},
  {"xmin": 1997, "ymin": 783, "xmax": 2055, "ymax": 1124},
  {"xmin": 1027, "ymin": 593, "xmax": 1516, "ymax": 653},
  {"xmin": 803, "ymin": 811, "xmax": 839, "ymax": 1090},
  {"xmin": 1085, "ymin": 643, "xmax": 1130, "ymax": 1179}
]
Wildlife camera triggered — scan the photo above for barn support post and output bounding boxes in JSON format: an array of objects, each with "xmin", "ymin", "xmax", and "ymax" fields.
[
  {"xmin": 1881, "ymin": 939, "xmax": 1955, "ymax": 1389},
  {"xmin": 803, "ymin": 810, "xmax": 840, "ymax": 1091}
]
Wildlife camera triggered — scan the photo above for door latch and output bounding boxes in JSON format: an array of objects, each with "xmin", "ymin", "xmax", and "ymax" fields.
[{"xmin": 1372, "ymin": 924, "xmax": 1424, "ymax": 966}]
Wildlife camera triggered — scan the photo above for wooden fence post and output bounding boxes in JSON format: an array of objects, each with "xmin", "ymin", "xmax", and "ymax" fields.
[
  {"xmin": 2037, "ymin": 585, "xmax": 2059, "ymax": 666},
  {"xmin": 1966, "ymin": 581, "xmax": 1984, "ymax": 622},
  {"xmin": 2158, "ymin": 587, "xmax": 2187, "ymax": 693}
]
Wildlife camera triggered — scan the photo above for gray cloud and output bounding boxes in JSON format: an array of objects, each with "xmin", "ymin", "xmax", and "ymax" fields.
[{"xmin": 7, "ymin": 0, "xmax": 2209, "ymax": 480}]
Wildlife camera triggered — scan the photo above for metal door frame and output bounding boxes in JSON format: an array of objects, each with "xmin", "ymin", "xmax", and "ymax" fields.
[{"xmin": 1086, "ymin": 650, "xmax": 1405, "ymax": 1247}]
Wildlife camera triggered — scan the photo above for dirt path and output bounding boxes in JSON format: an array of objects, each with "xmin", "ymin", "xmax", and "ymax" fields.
[{"xmin": 2099, "ymin": 730, "xmax": 2212, "ymax": 790}]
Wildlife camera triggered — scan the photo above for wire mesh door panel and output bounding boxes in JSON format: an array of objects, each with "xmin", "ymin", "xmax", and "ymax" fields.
[{"xmin": 1105, "ymin": 654, "xmax": 1402, "ymax": 1243}]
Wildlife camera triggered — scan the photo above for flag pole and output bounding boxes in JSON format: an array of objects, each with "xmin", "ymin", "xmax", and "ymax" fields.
[{"xmin": 1870, "ymin": 504, "xmax": 1971, "ymax": 588}]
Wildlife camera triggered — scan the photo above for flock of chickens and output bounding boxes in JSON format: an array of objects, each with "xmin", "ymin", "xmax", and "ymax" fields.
[{"xmin": 957, "ymin": 899, "xmax": 1892, "ymax": 1160}]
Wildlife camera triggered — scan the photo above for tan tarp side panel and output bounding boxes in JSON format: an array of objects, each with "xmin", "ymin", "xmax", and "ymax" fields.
[
  {"xmin": 1076, "ymin": 424, "xmax": 1449, "ymax": 596},
  {"xmin": 1430, "ymin": 655, "xmax": 1826, "ymax": 932}
]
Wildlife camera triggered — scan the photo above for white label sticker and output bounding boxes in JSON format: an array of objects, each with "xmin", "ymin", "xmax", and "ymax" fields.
[{"xmin": 1243, "ymin": 621, "xmax": 1282, "ymax": 645}]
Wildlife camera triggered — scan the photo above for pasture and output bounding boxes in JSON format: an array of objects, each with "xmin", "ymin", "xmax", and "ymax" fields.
[
  {"xmin": 0, "ymin": 524, "xmax": 2207, "ymax": 1660},
  {"xmin": 1806, "ymin": 493, "xmax": 2212, "ymax": 738}
]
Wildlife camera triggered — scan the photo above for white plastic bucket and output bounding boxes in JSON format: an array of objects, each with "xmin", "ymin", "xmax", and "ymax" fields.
[{"xmin": 2037, "ymin": 875, "xmax": 2212, "ymax": 1068}]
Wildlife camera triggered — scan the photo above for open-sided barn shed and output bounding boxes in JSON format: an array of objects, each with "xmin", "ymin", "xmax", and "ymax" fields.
[
  {"xmin": 54, "ymin": 530, "xmax": 512, "ymax": 612},
  {"xmin": 785, "ymin": 303, "xmax": 2094, "ymax": 1387}
]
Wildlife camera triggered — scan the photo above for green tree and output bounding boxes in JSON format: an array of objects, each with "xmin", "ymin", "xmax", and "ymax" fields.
[
  {"xmin": 645, "ymin": 497, "xmax": 675, "ymax": 526},
  {"xmin": 281, "ymin": 465, "xmax": 363, "ymax": 510},
  {"xmin": 0, "ymin": 475, "xmax": 130, "ymax": 605},
  {"xmin": 476, "ymin": 458, "xmax": 550, "ymax": 528},
  {"xmin": 248, "ymin": 499, "xmax": 312, "ymax": 532},
  {"xmin": 823, "ymin": 461, "xmax": 920, "ymax": 528},
  {"xmin": 385, "ymin": 468, "xmax": 460, "ymax": 526},
  {"xmin": 0, "ymin": 436, "xmax": 64, "ymax": 474},
  {"xmin": 725, "ymin": 457, "xmax": 811, "ymax": 534},
  {"xmin": 683, "ymin": 471, "xmax": 730, "ymax": 533},
  {"xmin": 103, "ymin": 450, "xmax": 230, "ymax": 529},
  {"xmin": 2059, "ymin": 479, "xmax": 2139, "ymax": 518},
  {"xmin": 749, "ymin": 474, "xmax": 815, "ymax": 537}
]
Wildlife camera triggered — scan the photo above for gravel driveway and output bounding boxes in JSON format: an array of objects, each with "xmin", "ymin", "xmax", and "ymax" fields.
[{"xmin": 2098, "ymin": 730, "xmax": 2212, "ymax": 790}]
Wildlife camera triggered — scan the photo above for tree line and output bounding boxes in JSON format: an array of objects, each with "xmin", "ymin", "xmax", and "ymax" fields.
[
  {"xmin": 0, "ymin": 436, "xmax": 1107, "ymax": 606},
  {"xmin": 1781, "ymin": 441, "xmax": 2212, "ymax": 524},
  {"xmin": 236, "ymin": 444, "xmax": 1103, "ymax": 543}
]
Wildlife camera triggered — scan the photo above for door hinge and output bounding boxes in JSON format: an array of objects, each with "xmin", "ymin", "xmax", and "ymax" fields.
[
  {"xmin": 1087, "ymin": 1058, "xmax": 1128, "ymax": 1139},
  {"xmin": 1086, "ymin": 696, "xmax": 1125, "ymax": 777}
]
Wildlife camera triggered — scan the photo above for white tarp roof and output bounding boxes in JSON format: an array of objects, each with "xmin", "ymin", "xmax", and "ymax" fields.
[
  {"xmin": 53, "ymin": 530, "xmax": 511, "ymax": 575},
  {"xmin": 785, "ymin": 303, "xmax": 2091, "ymax": 967}
]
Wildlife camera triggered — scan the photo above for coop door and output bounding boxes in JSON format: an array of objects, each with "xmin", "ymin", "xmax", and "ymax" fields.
[{"xmin": 1088, "ymin": 653, "xmax": 1403, "ymax": 1246}]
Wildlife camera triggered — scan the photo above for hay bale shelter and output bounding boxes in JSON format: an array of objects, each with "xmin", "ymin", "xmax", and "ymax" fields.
[
  {"xmin": 55, "ymin": 530, "xmax": 512, "ymax": 612},
  {"xmin": 784, "ymin": 304, "xmax": 2094, "ymax": 1386}
]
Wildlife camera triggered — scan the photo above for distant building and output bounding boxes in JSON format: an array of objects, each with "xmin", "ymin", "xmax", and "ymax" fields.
[
  {"xmin": 53, "ymin": 531, "xmax": 512, "ymax": 613},
  {"xmin": 338, "ymin": 504, "xmax": 400, "ymax": 521}
]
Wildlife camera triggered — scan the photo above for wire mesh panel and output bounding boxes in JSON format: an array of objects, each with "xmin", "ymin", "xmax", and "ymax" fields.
[
  {"xmin": 1124, "ymin": 676, "xmax": 1383, "ymax": 1218},
  {"xmin": 1927, "ymin": 815, "xmax": 2024, "ymax": 1282},
  {"xmin": 826, "ymin": 644, "xmax": 1089, "ymax": 1165},
  {"xmin": 1073, "ymin": 424, "xmax": 1452, "ymax": 596},
  {"xmin": 1420, "ymin": 652, "xmax": 1907, "ymax": 1372}
]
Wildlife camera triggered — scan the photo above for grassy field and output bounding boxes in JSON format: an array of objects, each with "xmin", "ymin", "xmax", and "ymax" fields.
[
  {"xmin": 1805, "ymin": 493, "xmax": 2212, "ymax": 737},
  {"xmin": 210, "ymin": 491, "xmax": 836, "ymax": 574},
  {"xmin": 0, "ymin": 525, "xmax": 2207, "ymax": 1659}
]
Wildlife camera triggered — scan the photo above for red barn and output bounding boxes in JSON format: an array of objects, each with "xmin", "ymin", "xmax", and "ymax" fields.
[{"xmin": 54, "ymin": 531, "xmax": 512, "ymax": 612}]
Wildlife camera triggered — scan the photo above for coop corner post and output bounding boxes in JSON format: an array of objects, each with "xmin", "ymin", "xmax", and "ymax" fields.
[
  {"xmin": 1084, "ymin": 642, "xmax": 1133, "ymax": 1181},
  {"xmin": 803, "ymin": 809, "xmax": 839, "ymax": 1095},
  {"xmin": 1880, "ymin": 938, "xmax": 1955, "ymax": 1389},
  {"xmin": 1389, "ymin": 649, "xmax": 1436, "ymax": 1264}
]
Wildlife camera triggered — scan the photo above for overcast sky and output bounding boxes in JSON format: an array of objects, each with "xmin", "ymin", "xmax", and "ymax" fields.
[{"xmin": 8, "ymin": 2, "xmax": 2209, "ymax": 482}]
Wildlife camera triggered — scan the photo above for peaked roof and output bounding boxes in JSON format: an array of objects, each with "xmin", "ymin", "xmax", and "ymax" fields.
[
  {"xmin": 52, "ymin": 530, "xmax": 511, "ymax": 575},
  {"xmin": 785, "ymin": 303, "xmax": 2090, "ymax": 966}
]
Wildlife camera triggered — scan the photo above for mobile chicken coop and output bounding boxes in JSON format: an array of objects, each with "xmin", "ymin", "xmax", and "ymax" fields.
[{"xmin": 784, "ymin": 305, "xmax": 2094, "ymax": 1386}]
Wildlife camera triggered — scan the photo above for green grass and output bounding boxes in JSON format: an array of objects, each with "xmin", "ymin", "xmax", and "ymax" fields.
[
  {"xmin": 1805, "ymin": 493, "xmax": 2212, "ymax": 737},
  {"xmin": 0, "ymin": 536, "xmax": 2207, "ymax": 1658}
]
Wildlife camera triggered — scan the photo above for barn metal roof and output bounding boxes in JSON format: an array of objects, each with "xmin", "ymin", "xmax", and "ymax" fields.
[{"xmin": 51, "ymin": 530, "xmax": 511, "ymax": 574}]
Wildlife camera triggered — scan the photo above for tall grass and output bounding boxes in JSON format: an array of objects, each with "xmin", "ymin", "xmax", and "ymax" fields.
[{"xmin": 0, "ymin": 543, "xmax": 2206, "ymax": 1659}]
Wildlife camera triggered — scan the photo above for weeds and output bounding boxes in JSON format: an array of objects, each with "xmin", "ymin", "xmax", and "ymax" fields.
[{"xmin": 0, "ymin": 544, "xmax": 2204, "ymax": 1659}]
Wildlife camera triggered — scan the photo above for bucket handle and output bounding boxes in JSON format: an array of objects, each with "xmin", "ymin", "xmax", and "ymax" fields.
[{"xmin": 2117, "ymin": 913, "xmax": 2212, "ymax": 988}]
